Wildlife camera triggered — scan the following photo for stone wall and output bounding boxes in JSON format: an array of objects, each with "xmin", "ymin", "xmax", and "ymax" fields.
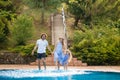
[{"xmin": 0, "ymin": 52, "xmax": 36, "ymax": 64}]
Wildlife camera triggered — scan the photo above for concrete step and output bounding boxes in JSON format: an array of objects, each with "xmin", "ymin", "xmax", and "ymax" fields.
[
  {"xmin": 46, "ymin": 57, "xmax": 54, "ymax": 62},
  {"xmin": 82, "ymin": 63, "xmax": 87, "ymax": 66},
  {"xmin": 30, "ymin": 61, "xmax": 55, "ymax": 66},
  {"xmin": 30, "ymin": 56, "xmax": 87, "ymax": 66}
]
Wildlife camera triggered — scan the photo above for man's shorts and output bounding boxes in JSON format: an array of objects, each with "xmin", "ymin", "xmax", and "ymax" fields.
[{"xmin": 37, "ymin": 53, "xmax": 46, "ymax": 59}]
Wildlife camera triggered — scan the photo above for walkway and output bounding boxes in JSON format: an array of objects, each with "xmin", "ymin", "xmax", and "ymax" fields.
[{"xmin": 51, "ymin": 14, "xmax": 65, "ymax": 45}]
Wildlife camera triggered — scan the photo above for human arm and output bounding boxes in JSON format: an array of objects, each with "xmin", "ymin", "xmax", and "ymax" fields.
[
  {"xmin": 68, "ymin": 50, "xmax": 73, "ymax": 63},
  {"xmin": 47, "ymin": 45, "xmax": 53, "ymax": 55},
  {"xmin": 31, "ymin": 44, "xmax": 37, "ymax": 55}
]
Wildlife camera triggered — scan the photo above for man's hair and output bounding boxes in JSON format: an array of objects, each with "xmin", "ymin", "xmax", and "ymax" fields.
[{"xmin": 41, "ymin": 33, "xmax": 47, "ymax": 38}]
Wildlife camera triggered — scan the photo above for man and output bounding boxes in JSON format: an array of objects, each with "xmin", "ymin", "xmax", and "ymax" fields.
[{"xmin": 32, "ymin": 33, "xmax": 52, "ymax": 70}]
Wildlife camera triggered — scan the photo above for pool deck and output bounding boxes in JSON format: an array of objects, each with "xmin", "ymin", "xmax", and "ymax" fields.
[{"xmin": 0, "ymin": 65, "xmax": 120, "ymax": 72}]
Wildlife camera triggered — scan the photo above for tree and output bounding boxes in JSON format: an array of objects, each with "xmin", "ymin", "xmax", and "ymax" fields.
[
  {"xmin": 64, "ymin": 0, "xmax": 120, "ymax": 29},
  {"xmin": 0, "ymin": 0, "xmax": 14, "ymax": 11},
  {"xmin": 96, "ymin": 0, "xmax": 120, "ymax": 21},
  {"xmin": 23, "ymin": 0, "xmax": 62, "ymax": 24},
  {"xmin": 64, "ymin": 0, "xmax": 95, "ymax": 28},
  {"xmin": 0, "ymin": 16, "xmax": 9, "ymax": 43},
  {"xmin": 11, "ymin": 15, "xmax": 33, "ymax": 45},
  {"xmin": 0, "ymin": 0, "xmax": 16, "ymax": 49}
]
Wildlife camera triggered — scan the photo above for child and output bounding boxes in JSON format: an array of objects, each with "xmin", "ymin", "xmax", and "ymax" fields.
[{"xmin": 61, "ymin": 49, "xmax": 72, "ymax": 70}]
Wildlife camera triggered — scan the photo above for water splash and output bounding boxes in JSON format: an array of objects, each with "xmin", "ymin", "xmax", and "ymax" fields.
[{"xmin": 0, "ymin": 69, "xmax": 90, "ymax": 78}]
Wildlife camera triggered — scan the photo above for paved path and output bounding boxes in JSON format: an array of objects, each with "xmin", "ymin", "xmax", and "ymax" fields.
[{"xmin": 52, "ymin": 14, "xmax": 65, "ymax": 45}]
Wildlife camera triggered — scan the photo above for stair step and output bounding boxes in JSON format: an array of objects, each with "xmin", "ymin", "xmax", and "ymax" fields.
[
  {"xmin": 46, "ymin": 57, "xmax": 54, "ymax": 62},
  {"xmin": 82, "ymin": 63, "xmax": 87, "ymax": 66},
  {"xmin": 30, "ymin": 56, "xmax": 87, "ymax": 66},
  {"xmin": 72, "ymin": 58, "xmax": 78, "ymax": 61}
]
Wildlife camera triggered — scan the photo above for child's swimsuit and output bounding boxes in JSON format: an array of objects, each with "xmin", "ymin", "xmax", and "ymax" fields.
[{"xmin": 61, "ymin": 53, "xmax": 69, "ymax": 65}]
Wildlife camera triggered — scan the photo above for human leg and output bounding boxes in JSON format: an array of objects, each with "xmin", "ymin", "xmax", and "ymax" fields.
[
  {"xmin": 41, "ymin": 53, "xmax": 46, "ymax": 70},
  {"xmin": 37, "ymin": 59, "xmax": 41, "ymax": 70},
  {"xmin": 58, "ymin": 61, "xmax": 60, "ymax": 70},
  {"xmin": 41, "ymin": 58, "xmax": 46, "ymax": 70},
  {"xmin": 37, "ymin": 53, "xmax": 42, "ymax": 70},
  {"xmin": 65, "ymin": 65, "xmax": 68, "ymax": 70},
  {"xmin": 55, "ymin": 61, "xmax": 57, "ymax": 69}
]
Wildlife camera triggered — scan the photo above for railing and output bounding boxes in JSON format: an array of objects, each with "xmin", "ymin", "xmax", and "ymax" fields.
[
  {"xmin": 51, "ymin": 14, "xmax": 54, "ymax": 45},
  {"xmin": 62, "ymin": 7, "xmax": 68, "ymax": 48}
]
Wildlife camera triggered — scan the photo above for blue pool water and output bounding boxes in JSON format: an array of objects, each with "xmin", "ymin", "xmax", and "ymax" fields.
[{"xmin": 0, "ymin": 69, "xmax": 120, "ymax": 80}]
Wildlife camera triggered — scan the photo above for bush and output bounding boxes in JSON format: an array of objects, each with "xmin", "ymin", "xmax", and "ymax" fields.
[
  {"xmin": 9, "ymin": 44, "xmax": 35, "ymax": 56},
  {"xmin": 0, "ymin": 0, "xmax": 14, "ymax": 11},
  {"xmin": 46, "ymin": 45, "xmax": 54, "ymax": 56},
  {"xmin": 71, "ymin": 25, "xmax": 120, "ymax": 65},
  {"xmin": 9, "ymin": 44, "xmax": 54, "ymax": 57},
  {"xmin": 11, "ymin": 15, "xmax": 34, "ymax": 45},
  {"xmin": 111, "ymin": 19, "xmax": 120, "ymax": 28},
  {"xmin": 0, "ymin": 0, "xmax": 16, "ymax": 49},
  {"xmin": 0, "ymin": 15, "xmax": 9, "ymax": 49}
]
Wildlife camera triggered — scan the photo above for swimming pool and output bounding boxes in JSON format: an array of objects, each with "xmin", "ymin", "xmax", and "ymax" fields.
[{"xmin": 0, "ymin": 69, "xmax": 120, "ymax": 80}]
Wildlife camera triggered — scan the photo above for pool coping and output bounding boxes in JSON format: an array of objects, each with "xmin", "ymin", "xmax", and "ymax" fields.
[{"xmin": 0, "ymin": 65, "xmax": 120, "ymax": 72}]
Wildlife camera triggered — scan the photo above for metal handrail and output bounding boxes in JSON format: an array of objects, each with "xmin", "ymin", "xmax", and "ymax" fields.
[
  {"xmin": 62, "ymin": 7, "xmax": 67, "ymax": 48},
  {"xmin": 51, "ymin": 14, "xmax": 54, "ymax": 45}
]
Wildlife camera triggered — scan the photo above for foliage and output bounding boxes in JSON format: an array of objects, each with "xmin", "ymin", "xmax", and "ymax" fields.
[
  {"xmin": 0, "ymin": 16, "xmax": 9, "ymax": 42},
  {"xmin": 0, "ymin": 0, "xmax": 14, "ymax": 11},
  {"xmin": 71, "ymin": 25, "xmax": 120, "ymax": 65},
  {"xmin": 46, "ymin": 45, "xmax": 54, "ymax": 56},
  {"xmin": 111, "ymin": 19, "xmax": 120, "ymax": 28},
  {"xmin": 64, "ymin": 0, "xmax": 96, "ymax": 27},
  {"xmin": 0, "ymin": 0, "xmax": 16, "ymax": 49},
  {"xmin": 10, "ymin": 15, "xmax": 34, "ymax": 45},
  {"xmin": 64, "ymin": 0, "xmax": 120, "ymax": 28},
  {"xmin": 23, "ymin": 0, "xmax": 62, "ymax": 23},
  {"xmin": 23, "ymin": 0, "xmax": 62, "ymax": 9},
  {"xmin": 9, "ymin": 44, "xmax": 54, "ymax": 56},
  {"xmin": 9, "ymin": 44, "xmax": 35, "ymax": 56}
]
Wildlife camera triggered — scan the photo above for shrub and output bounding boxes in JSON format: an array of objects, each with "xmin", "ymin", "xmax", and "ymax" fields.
[
  {"xmin": 9, "ymin": 44, "xmax": 54, "ymax": 57},
  {"xmin": 71, "ymin": 25, "xmax": 120, "ymax": 65},
  {"xmin": 11, "ymin": 15, "xmax": 34, "ymax": 45},
  {"xmin": 0, "ymin": 15, "xmax": 9, "ymax": 49},
  {"xmin": 9, "ymin": 44, "xmax": 35, "ymax": 56}
]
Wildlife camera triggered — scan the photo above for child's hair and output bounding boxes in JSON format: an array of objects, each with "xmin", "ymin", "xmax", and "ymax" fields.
[
  {"xmin": 59, "ymin": 37, "xmax": 66, "ymax": 52},
  {"xmin": 65, "ymin": 49, "xmax": 71, "ymax": 55}
]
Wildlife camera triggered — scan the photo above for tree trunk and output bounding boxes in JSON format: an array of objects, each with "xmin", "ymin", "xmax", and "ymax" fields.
[
  {"xmin": 74, "ymin": 16, "xmax": 80, "ymax": 28},
  {"xmin": 78, "ymin": 20, "xmax": 85, "ymax": 32},
  {"xmin": 41, "ymin": 7, "xmax": 44, "ymax": 24},
  {"xmin": 40, "ymin": 0, "xmax": 46, "ymax": 24},
  {"xmin": 89, "ymin": 12, "xmax": 93, "ymax": 29}
]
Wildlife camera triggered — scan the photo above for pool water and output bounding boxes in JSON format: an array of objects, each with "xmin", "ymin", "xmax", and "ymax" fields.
[{"xmin": 0, "ymin": 69, "xmax": 120, "ymax": 80}]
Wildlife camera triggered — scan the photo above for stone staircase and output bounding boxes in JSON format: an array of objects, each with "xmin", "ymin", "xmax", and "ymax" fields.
[
  {"xmin": 51, "ymin": 14, "xmax": 66, "ymax": 45},
  {"xmin": 30, "ymin": 55, "xmax": 87, "ymax": 66}
]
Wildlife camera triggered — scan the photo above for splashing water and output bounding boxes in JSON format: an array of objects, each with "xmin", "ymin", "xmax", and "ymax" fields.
[{"xmin": 0, "ymin": 69, "xmax": 120, "ymax": 80}]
